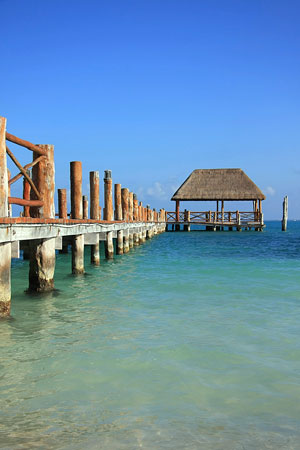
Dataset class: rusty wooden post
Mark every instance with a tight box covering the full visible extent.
[128,192,133,221]
[58,188,67,219]
[0,117,11,317]
[70,161,82,219]
[29,144,56,291]
[7,169,12,217]
[114,183,122,221]
[133,194,138,221]
[82,195,88,220]
[121,188,129,222]
[23,171,31,217]
[104,170,114,258]
[90,171,100,265]
[70,161,84,273]
[58,188,68,253]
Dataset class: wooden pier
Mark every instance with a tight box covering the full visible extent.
[0,117,166,317]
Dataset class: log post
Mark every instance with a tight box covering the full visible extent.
[121,188,129,222]
[23,170,31,217]
[282,196,288,231]
[70,161,84,274]
[90,171,100,265]
[129,192,134,222]
[104,170,114,259]
[58,188,68,253]
[114,183,122,221]
[0,117,11,317]
[184,209,188,231]
[82,195,88,220]
[133,194,138,221]
[58,188,67,219]
[129,232,134,248]
[29,144,56,290]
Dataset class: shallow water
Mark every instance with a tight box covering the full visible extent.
[1,221,300,449]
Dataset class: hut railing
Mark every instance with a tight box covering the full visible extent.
[166,211,261,224]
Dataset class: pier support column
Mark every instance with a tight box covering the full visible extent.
[133,231,139,246]
[139,230,144,244]
[70,161,84,273]
[129,232,134,248]
[117,230,124,255]
[90,171,100,265]
[0,242,11,317]
[72,234,84,274]
[282,196,288,231]
[58,189,68,253]
[29,238,56,291]
[105,231,114,259]
[123,230,130,253]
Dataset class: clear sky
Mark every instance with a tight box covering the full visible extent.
[1,0,300,219]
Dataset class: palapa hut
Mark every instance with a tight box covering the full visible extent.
[170,169,266,231]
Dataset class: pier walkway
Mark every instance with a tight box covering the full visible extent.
[0,117,165,317]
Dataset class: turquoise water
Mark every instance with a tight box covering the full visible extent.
[1,221,300,449]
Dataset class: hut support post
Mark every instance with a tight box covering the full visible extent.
[90,171,100,265]
[175,200,180,231]
[29,145,56,291]
[70,161,84,274]
[0,116,11,317]
[282,196,288,231]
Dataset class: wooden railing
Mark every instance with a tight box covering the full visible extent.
[166,211,262,224]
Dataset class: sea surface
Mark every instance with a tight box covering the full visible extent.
[0,221,300,449]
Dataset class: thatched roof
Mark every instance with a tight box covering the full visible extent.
[171,169,266,201]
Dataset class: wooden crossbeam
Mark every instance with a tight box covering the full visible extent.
[6,132,47,156]
[6,146,41,200]
[9,155,45,185]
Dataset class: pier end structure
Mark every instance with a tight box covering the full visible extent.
[169,169,266,231]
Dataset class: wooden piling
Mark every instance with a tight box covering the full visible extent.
[129,232,134,248]
[121,188,129,222]
[129,192,134,222]
[114,183,122,221]
[90,171,100,265]
[282,196,288,231]
[23,170,31,217]
[29,144,56,291]
[58,188,67,219]
[70,161,84,273]
[133,194,138,221]
[104,170,113,221]
[0,117,11,317]
[123,229,130,253]
[82,195,88,220]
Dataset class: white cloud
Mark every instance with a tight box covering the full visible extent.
[265,186,275,196]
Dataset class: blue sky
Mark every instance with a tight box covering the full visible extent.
[1,0,300,218]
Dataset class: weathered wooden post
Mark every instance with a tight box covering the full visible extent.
[23,170,31,217]
[114,183,123,255]
[282,196,288,231]
[0,117,11,317]
[114,183,122,221]
[104,170,114,259]
[29,144,56,290]
[89,171,100,265]
[70,161,84,274]
[82,195,88,220]
[121,187,130,253]
[58,188,67,219]
[129,192,133,221]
